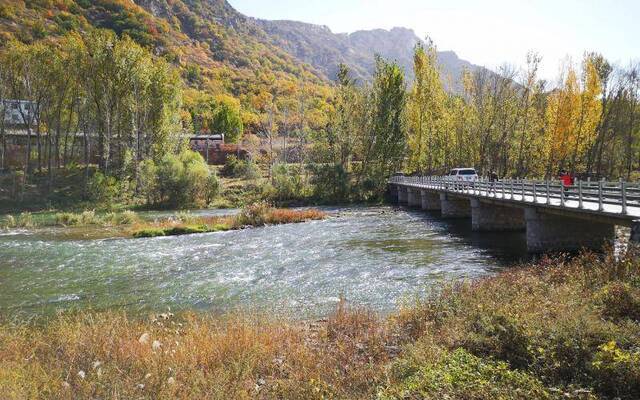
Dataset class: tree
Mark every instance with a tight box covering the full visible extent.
[210,95,243,143]
[358,56,406,195]
[406,40,449,174]
[330,63,363,171]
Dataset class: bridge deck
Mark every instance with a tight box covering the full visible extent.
[391,177,640,225]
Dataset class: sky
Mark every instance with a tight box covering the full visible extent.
[228,0,639,82]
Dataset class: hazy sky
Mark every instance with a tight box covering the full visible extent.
[228,0,638,82]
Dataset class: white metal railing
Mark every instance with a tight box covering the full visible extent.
[389,176,640,216]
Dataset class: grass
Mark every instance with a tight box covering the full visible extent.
[0,249,639,399]
[131,203,327,238]
[1,210,139,229]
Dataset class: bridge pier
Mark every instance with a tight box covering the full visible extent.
[388,185,399,203]
[440,193,471,218]
[397,186,408,204]
[421,190,441,211]
[525,208,615,253]
[471,199,525,232]
[631,220,640,245]
[407,188,421,208]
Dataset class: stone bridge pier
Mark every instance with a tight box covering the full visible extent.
[471,199,525,232]
[631,220,640,244]
[407,188,422,208]
[397,185,408,204]
[421,190,441,211]
[525,208,615,253]
[440,193,471,218]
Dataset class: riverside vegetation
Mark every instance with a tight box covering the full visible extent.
[1,203,326,240]
[0,249,639,399]
[131,202,326,238]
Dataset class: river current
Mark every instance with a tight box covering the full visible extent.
[0,206,529,318]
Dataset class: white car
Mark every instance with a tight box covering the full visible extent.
[446,168,478,182]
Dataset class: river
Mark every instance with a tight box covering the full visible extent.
[0,206,529,318]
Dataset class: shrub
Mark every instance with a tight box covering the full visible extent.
[221,155,241,177]
[87,172,118,204]
[235,201,271,227]
[118,210,138,225]
[270,163,305,201]
[381,348,554,400]
[0,4,15,20]
[16,212,33,228]
[180,150,210,204]
[205,173,220,205]
[309,164,350,203]
[104,211,138,226]
[154,150,216,208]
[590,341,640,398]
[156,152,186,207]
[529,316,613,386]
[265,208,326,224]
[138,159,158,204]
[222,155,259,179]
[244,160,260,180]
[462,313,532,369]
[595,282,640,322]
[54,212,81,226]
[79,210,98,225]
[2,215,16,229]
[176,211,197,225]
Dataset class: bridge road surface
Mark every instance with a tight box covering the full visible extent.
[390,177,640,226]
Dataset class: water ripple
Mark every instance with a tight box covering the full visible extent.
[0,206,529,317]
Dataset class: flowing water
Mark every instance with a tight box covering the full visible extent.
[0,206,530,318]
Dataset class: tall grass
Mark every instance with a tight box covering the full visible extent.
[1,210,140,229]
[1,250,639,399]
[132,203,327,238]
[53,210,139,227]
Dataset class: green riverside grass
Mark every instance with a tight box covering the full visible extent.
[132,224,231,238]
[131,203,326,238]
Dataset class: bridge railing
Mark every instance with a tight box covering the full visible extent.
[389,176,640,215]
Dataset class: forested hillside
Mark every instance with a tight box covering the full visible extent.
[0,0,334,132]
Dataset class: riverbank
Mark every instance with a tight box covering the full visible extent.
[1,250,638,399]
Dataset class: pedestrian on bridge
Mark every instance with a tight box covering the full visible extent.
[489,170,499,195]
[560,170,574,196]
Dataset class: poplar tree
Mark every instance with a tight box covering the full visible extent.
[406,40,448,174]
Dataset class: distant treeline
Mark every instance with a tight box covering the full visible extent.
[401,41,639,180]
[0,30,182,178]
[310,43,639,205]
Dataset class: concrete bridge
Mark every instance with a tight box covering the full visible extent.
[389,176,640,253]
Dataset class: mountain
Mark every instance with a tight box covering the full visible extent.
[0,0,487,111]
[255,20,485,90]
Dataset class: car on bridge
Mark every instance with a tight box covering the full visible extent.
[446,168,478,182]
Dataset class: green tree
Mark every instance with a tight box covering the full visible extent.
[358,56,406,196]
[210,95,244,143]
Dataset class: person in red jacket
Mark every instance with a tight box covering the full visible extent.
[560,170,573,195]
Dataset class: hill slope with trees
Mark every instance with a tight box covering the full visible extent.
[0,0,334,132]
